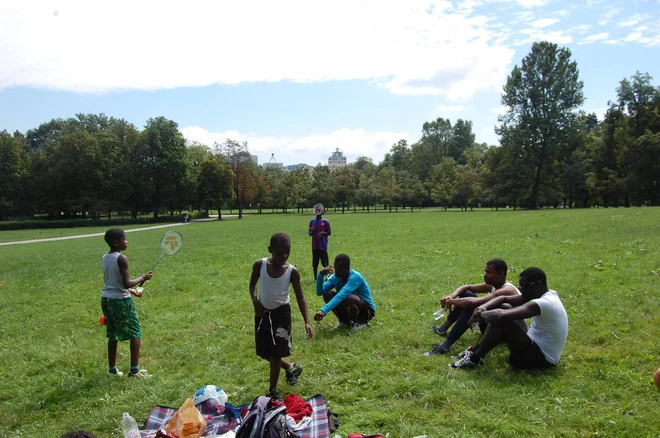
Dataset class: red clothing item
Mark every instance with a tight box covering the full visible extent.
[282,394,313,422]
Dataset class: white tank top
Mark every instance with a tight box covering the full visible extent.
[491,281,521,295]
[101,252,129,299]
[259,258,293,310]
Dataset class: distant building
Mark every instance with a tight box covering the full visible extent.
[328,148,347,168]
[286,163,313,172]
[262,153,284,170]
[250,154,258,165]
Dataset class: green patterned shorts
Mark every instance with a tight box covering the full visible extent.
[101,297,142,341]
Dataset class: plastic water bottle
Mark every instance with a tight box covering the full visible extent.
[433,309,446,320]
[121,412,141,438]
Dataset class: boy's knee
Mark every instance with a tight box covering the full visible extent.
[501,303,513,309]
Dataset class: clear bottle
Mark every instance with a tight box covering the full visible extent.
[433,309,446,320]
[121,412,141,438]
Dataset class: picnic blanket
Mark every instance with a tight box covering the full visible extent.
[140,394,331,438]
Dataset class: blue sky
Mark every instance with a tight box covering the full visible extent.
[0,0,658,166]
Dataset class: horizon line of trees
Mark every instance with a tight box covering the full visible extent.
[1,41,658,222]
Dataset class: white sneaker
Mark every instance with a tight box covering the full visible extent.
[128,369,150,378]
[330,321,349,331]
[352,323,367,331]
[109,370,124,377]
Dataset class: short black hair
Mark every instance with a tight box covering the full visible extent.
[486,258,508,275]
[519,267,547,285]
[104,228,125,247]
[334,253,351,268]
[270,232,291,248]
[60,431,97,438]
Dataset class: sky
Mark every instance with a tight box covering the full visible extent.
[0,0,658,167]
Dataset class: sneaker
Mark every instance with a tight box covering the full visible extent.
[449,355,479,370]
[352,323,367,331]
[451,346,473,361]
[266,388,282,401]
[423,343,449,357]
[330,321,350,331]
[128,369,150,378]
[432,325,448,337]
[285,363,303,385]
[109,370,124,377]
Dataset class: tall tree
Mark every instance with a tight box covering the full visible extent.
[0,131,28,219]
[450,119,476,162]
[143,117,188,217]
[196,154,233,219]
[427,157,457,210]
[499,41,584,209]
[220,139,254,218]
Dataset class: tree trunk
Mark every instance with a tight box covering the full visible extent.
[530,162,543,210]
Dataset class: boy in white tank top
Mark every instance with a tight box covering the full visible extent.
[249,232,313,401]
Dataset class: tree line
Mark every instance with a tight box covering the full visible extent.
[0,41,658,221]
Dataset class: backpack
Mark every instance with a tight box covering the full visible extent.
[235,396,297,438]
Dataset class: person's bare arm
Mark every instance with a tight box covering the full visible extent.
[291,268,313,339]
[118,254,152,290]
[441,283,491,308]
[449,283,518,308]
[481,301,541,324]
[249,260,265,317]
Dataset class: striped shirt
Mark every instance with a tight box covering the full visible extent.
[309,217,331,250]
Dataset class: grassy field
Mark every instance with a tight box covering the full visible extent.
[1,208,659,437]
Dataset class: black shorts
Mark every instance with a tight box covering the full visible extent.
[255,304,292,359]
[509,340,554,370]
[312,250,329,268]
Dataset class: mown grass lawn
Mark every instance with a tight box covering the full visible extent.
[1,208,659,437]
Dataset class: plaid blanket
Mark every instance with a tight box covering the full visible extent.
[140,399,240,438]
[294,394,331,438]
[140,394,330,438]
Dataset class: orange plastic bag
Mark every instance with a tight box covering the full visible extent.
[163,398,207,438]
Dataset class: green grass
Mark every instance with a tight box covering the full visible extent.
[1,208,659,437]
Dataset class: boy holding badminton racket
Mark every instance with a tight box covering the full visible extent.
[101,228,153,378]
[249,232,313,400]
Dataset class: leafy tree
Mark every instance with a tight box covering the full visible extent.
[376,167,398,212]
[220,139,253,219]
[427,157,457,210]
[0,131,28,219]
[310,164,333,207]
[332,166,356,213]
[143,117,188,217]
[450,119,476,162]
[380,140,411,173]
[355,175,378,212]
[196,154,232,219]
[499,41,584,209]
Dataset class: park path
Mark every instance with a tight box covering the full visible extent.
[0,215,232,246]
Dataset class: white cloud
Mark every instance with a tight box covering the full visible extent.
[0,0,515,99]
[516,29,573,45]
[530,18,560,28]
[490,106,508,115]
[570,24,593,34]
[618,14,650,27]
[579,32,609,44]
[623,31,644,42]
[436,104,475,114]
[516,0,550,8]
[180,126,410,165]
[598,7,622,25]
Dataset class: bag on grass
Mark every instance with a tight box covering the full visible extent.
[163,397,207,438]
[236,396,297,438]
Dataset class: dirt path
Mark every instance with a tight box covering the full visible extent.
[0,216,230,246]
